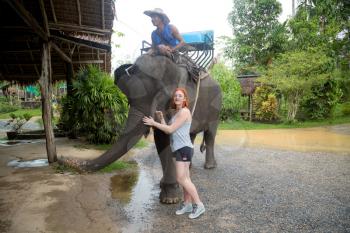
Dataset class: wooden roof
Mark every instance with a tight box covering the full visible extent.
[0,0,115,83]
[237,74,260,95]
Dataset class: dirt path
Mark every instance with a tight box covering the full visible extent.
[0,126,349,233]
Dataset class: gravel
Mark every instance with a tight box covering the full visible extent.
[128,144,350,233]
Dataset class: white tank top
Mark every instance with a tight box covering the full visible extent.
[169,112,193,152]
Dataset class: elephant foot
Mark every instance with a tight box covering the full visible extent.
[159,182,180,204]
[204,159,217,169]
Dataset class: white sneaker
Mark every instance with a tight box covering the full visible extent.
[188,203,205,219]
[175,202,193,215]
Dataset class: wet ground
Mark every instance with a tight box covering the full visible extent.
[215,124,350,153]
[0,124,349,232]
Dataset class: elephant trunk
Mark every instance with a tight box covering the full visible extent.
[62,108,148,172]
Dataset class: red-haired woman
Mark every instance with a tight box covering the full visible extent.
[143,88,205,219]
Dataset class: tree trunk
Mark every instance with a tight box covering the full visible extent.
[287,93,300,122]
[39,42,57,163]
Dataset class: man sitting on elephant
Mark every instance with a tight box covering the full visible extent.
[144,8,185,57]
[144,8,207,81]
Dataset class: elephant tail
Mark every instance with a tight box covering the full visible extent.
[200,136,206,153]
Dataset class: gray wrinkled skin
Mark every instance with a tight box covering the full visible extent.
[79,54,222,203]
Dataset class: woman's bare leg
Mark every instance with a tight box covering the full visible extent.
[175,161,202,204]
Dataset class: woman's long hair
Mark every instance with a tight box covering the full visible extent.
[171,87,189,109]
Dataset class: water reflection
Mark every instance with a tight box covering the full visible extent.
[110,170,139,203]
[110,165,157,232]
[7,159,49,168]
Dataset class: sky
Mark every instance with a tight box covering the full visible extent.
[112,0,294,68]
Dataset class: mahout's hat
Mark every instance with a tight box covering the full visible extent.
[144,8,170,24]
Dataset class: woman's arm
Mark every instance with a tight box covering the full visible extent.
[143,109,190,134]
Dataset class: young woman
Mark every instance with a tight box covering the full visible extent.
[143,88,205,219]
[144,8,185,56]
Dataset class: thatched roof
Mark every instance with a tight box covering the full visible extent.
[0,0,115,83]
[237,74,260,95]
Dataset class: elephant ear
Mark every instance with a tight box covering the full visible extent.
[135,55,168,80]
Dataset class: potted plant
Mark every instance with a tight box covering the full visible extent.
[6,113,32,140]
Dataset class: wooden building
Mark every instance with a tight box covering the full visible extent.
[0,0,115,162]
[237,74,260,121]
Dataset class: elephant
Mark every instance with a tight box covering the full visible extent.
[61,54,222,204]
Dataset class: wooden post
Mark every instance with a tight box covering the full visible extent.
[249,94,253,122]
[39,42,57,163]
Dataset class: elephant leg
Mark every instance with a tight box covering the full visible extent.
[189,133,197,169]
[153,129,180,204]
[190,133,197,144]
[203,123,218,169]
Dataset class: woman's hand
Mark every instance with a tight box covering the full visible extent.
[143,116,155,126]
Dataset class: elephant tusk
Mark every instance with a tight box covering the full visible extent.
[125,65,134,77]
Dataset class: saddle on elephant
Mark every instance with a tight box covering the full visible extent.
[152,49,209,83]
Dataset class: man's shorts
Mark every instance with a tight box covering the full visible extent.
[173,146,193,162]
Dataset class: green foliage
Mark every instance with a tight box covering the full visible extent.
[0,96,19,114]
[225,0,286,66]
[9,113,16,120]
[23,113,33,121]
[6,113,32,132]
[134,138,149,149]
[60,65,128,144]
[253,86,279,121]
[288,0,347,50]
[210,63,243,120]
[299,75,342,120]
[259,49,335,122]
[99,160,137,173]
[0,103,18,114]
[0,108,41,120]
[288,0,350,104]
[338,70,350,101]
[341,102,350,116]
[331,102,350,118]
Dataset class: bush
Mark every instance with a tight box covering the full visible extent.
[299,75,342,120]
[60,65,128,144]
[253,86,279,122]
[341,102,350,116]
[210,63,244,121]
[0,96,19,114]
[6,113,32,132]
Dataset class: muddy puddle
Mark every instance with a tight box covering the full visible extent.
[110,163,157,232]
[215,124,350,153]
[7,158,49,168]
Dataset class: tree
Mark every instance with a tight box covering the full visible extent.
[60,65,128,144]
[209,63,244,120]
[225,0,287,68]
[288,1,344,51]
[259,49,335,122]
[288,0,350,100]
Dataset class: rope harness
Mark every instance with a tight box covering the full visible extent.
[169,51,209,115]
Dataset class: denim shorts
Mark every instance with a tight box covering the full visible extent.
[173,147,193,162]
